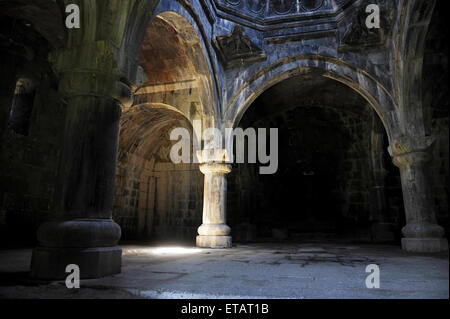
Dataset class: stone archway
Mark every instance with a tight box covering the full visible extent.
[194,59,407,250]
[226,72,404,244]
[223,57,398,141]
[219,59,447,252]
[114,104,203,243]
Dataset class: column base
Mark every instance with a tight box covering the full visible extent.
[402,238,449,253]
[31,246,122,280]
[196,235,232,248]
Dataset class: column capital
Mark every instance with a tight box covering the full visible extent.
[49,41,120,75]
[388,135,435,156]
[389,135,435,168]
[200,163,232,175]
[392,151,432,169]
[48,41,133,107]
[197,149,231,165]
[56,71,132,106]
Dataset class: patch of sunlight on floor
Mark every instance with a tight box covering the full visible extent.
[123,246,203,256]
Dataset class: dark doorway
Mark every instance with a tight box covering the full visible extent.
[228,74,404,244]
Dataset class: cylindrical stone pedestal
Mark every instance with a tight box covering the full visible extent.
[393,151,448,253]
[196,163,232,248]
[31,219,122,280]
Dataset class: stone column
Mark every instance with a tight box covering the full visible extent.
[31,42,133,279]
[196,150,232,248]
[391,145,448,252]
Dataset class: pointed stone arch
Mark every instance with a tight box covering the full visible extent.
[222,55,400,150]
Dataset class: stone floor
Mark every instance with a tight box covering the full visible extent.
[0,243,448,299]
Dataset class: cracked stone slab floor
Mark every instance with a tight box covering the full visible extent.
[0,243,448,299]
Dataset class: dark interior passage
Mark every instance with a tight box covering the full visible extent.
[228,74,404,243]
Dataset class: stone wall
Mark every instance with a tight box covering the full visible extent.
[151,163,203,243]
[422,1,449,237]
[0,63,65,247]
[114,161,203,243]
[113,153,155,240]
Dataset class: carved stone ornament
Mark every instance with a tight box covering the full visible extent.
[213,25,267,69]
[339,4,394,52]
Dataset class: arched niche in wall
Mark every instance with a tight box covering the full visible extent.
[114,103,203,243]
[8,78,36,136]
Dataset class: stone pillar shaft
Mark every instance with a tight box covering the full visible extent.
[197,163,232,248]
[57,95,120,219]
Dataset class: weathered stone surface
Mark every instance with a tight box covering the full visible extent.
[196,162,233,248]
[339,1,394,51]
[213,26,267,68]
[0,0,448,286]
[31,246,122,280]
[402,238,449,254]
[5,243,447,299]
[36,219,121,248]
[196,235,232,249]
